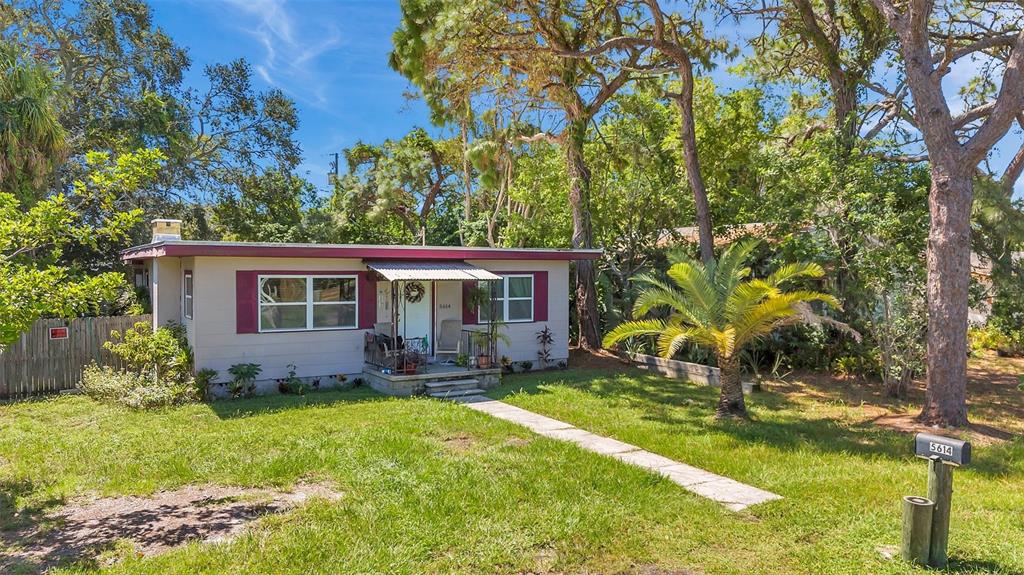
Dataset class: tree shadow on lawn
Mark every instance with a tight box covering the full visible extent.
[206,386,390,420]
[0,479,62,533]
[492,369,1016,477]
[947,556,1024,575]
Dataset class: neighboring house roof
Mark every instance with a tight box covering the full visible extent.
[971,251,1024,279]
[121,240,602,262]
[656,223,800,248]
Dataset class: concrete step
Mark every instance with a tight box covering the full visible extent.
[428,388,486,399]
[424,378,480,391]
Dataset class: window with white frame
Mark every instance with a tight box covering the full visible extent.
[479,275,533,323]
[259,275,357,331]
[183,271,194,319]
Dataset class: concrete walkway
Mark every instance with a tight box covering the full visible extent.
[454,395,782,511]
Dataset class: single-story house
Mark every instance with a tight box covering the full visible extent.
[123,220,600,397]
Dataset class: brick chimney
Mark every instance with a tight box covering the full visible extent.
[151,219,183,242]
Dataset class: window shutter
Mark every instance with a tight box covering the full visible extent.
[462,281,478,324]
[236,271,259,334]
[358,272,376,329]
[533,271,548,322]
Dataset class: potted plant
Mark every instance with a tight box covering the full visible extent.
[469,330,492,368]
[402,349,422,374]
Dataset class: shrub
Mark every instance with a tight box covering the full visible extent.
[970,325,1023,357]
[104,321,193,385]
[83,321,201,409]
[80,364,199,409]
[518,360,533,372]
[194,368,219,400]
[227,363,262,398]
[277,363,309,395]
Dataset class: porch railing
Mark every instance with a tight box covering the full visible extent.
[363,329,497,374]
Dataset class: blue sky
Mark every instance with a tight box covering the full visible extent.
[151,0,434,192]
[150,0,1021,200]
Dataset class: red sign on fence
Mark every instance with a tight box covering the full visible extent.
[48,326,69,340]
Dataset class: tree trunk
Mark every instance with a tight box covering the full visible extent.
[565,118,601,349]
[460,117,473,245]
[670,58,714,264]
[920,162,972,427]
[715,355,747,419]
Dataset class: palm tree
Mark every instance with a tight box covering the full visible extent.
[0,41,67,201]
[604,240,838,419]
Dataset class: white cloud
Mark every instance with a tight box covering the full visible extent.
[220,0,342,107]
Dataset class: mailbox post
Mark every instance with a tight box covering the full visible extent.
[911,433,971,568]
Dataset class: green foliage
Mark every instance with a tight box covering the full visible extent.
[605,240,838,417]
[103,321,193,386]
[227,363,262,398]
[0,148,162,346]
[970,325,1024,357]
[211,170,327,243]
[536,326,554,368]
[605,240,838,361]
[0,40,67,200]
[333,128,460,245]
[278,363,310,396]
[194,368,219,400]
[79,363,200,410]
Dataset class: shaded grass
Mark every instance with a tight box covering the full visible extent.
[491,368,1024,575]
[0,369,1020,574]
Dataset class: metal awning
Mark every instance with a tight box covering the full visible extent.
[365,261,502,282]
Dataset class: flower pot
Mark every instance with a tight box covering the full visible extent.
[477,355,491,369]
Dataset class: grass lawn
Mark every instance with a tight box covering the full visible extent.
[1,358,1022,574]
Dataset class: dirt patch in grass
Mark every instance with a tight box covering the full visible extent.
[441,433,477,452]
[568,348,637,373]
[1,482,342,573]
[769,355,1024,441]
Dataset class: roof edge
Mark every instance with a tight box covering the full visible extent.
[121,241,602,262]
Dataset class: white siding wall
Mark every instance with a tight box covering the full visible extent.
[191,256,367,381]
[152,256,181,329]
[177,256,571,382]
[467,259,570,364]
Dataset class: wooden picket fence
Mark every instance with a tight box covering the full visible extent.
[0,315,152,400]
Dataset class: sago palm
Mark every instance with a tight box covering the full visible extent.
[604,240,838,419]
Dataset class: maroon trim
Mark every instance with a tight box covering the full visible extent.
[461,281,478,325]
[357,273,375,329]
[533,271,548,322]
[236,271,258,334]
[122,243,600,262]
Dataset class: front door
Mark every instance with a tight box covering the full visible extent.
[397,280,432,354]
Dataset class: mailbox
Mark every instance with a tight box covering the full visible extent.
[915,433,970,466]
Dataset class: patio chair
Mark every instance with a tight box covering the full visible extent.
[435,319,462,363]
